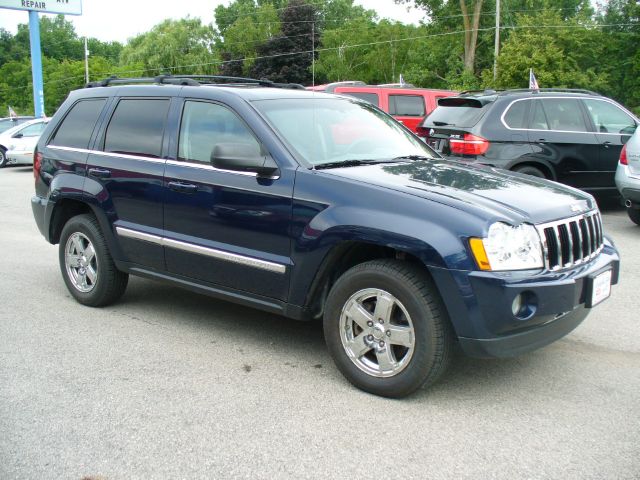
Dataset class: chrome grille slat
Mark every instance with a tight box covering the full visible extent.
[535,211,604,271]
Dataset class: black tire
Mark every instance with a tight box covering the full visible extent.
[323,259,454,398]
[59,214,128,307]
[513,165,547,179]
[627,207,640,226]
[0,148,7,168]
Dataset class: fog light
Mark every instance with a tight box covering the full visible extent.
[512,294,523,316]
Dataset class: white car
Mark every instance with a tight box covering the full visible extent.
[0,118,50,168]
[615,127,640,225]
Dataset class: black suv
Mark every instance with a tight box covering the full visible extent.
[418,89,639,194]
[31,76,620,398]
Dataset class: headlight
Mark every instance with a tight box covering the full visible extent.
[470,222,543,271]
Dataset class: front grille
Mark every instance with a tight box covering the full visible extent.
[536,211,604,270]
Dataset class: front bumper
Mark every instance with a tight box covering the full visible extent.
[429,239,620,358]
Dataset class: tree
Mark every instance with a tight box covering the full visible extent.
[120,18,216,75]
[250,0,320,84]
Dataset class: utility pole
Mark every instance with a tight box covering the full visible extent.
[493,0,500,81]
[84,37,89,84]
[312,22,315,86]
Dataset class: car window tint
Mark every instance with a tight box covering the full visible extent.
[50,99,106,149]
[389,95,425,116]
[340,92,379,107]
[503,100,529,128]
[179,101,260,164]
[540,99,587,132]
[19,122,47,137]
[583,99,636,134]
[530,101,549,130]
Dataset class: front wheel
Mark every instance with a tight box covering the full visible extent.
[323,259,454,398]
[0,148,7,168]
[59,214,128,307]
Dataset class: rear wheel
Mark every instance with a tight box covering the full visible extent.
[59,214,128,306]
[323,259,453,398]
[513,164,547,179]
[627,207,640,226]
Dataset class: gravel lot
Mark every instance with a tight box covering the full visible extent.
[1,165,639,480]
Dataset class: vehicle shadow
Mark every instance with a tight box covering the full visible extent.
[115,276,553,400]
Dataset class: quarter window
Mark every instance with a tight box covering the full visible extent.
[539,99,587,132]
[179,101,261,164]
[583,99,637,134]
[50,99,106,149]
[389,95,426,117]
[104,99,170,158]
[503,100,529,129]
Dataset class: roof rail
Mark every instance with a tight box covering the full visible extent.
[499,88,601,96]
[85,74,305,90]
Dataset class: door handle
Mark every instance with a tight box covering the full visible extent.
[168,181,198,193]
[537,138,547,143]
[603,141,612,148]
[88,168,111,179]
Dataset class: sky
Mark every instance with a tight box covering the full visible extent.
[0,1,422,43]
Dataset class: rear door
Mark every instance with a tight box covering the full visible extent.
[582,98,638,188]
[388,93,426,132]
[162,99,293,300]
[87,96,171,271]
[526,98,599,189]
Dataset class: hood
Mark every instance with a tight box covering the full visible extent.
[320,159,596,225]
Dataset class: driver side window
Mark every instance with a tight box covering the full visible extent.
[583,99,637,135]
[178,101,260,164]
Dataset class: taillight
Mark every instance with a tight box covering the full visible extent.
[416,126,430,138]
[620,144,628,165]
[449,133,490,156]
[34,149,43,182]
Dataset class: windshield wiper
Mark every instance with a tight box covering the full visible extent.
[432,121,452,126]
[314,159,398,170]
[392,155,431,161]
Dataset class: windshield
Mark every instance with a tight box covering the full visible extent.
[253,98,436,167]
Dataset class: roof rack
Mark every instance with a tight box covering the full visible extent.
[459,87,601,97]
[85,74,305,90]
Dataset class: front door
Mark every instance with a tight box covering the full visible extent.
[582,98,638,189]
[163,100,293,300]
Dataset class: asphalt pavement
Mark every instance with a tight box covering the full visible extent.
[1,165,638,479]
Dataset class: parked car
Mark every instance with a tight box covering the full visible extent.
[417,89,639,194]
[3,118,50,167]
[309,82,457,133]
[0,116,35,134]
[615,127,640,225]
[32,75,619,398]
[0,117,49,167]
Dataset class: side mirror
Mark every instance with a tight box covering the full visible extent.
[211,143,279,177]
[12,133,23,139]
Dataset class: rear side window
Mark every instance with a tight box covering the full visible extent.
[104,98,170,158]
[389,95,425,117]
[540,98,587,132]
[503,100,530,129]
[340,92,379,107]
[50,99,106,149]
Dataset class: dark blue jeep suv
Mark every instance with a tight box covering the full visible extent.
[31,75,620,397]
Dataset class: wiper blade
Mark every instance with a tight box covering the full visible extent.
[314,159,396,170]
[392,155,431,161]
[432,121,451,126]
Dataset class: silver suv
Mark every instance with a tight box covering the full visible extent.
[616,127,640,225]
